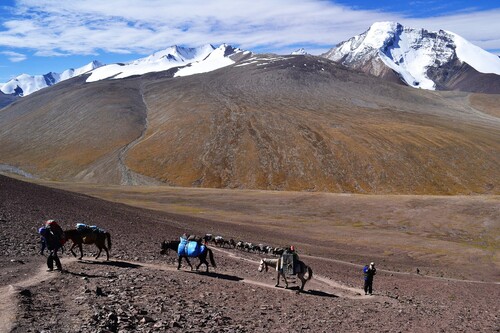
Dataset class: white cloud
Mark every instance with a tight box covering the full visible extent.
[0,0,498,57]
[1,51,27,62]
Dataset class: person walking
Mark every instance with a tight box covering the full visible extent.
[363,262,376,295]
[38,221,64,272]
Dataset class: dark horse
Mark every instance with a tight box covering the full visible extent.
[64,229,112,261]
[161,240,216,272]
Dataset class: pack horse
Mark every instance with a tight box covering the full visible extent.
[64,224,112,260]
[258,257,313,292]
[161,238,216,272]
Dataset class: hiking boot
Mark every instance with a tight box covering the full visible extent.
[47,268,53,272]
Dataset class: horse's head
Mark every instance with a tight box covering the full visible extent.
[160,241,169,255]
[258,259,268,272]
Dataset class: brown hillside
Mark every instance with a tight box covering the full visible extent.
[0,77,146,183]
[0,55,499,194]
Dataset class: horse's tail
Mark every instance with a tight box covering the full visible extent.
[207,248,216,268]
[105,232,112,250]
[306,266,313,280]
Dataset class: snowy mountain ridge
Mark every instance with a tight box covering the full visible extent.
[1,60,104,96]
[2,44,249,96]
[323,22,500,90]
[86,44,249,82]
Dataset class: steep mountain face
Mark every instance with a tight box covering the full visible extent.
[0,60,104,96]
[0,54,498,194]
[323,22,500,93]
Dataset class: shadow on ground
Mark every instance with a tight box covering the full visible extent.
[189,270,244,282]
[76,260,142,269]
[275,285,339,298]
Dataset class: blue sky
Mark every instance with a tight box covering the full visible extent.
[0,0,499,83]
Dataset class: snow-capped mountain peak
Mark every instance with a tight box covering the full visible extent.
[291,48,307,55]
[1,60,104,96]
[323,22,500,91]
[130,44,214,65]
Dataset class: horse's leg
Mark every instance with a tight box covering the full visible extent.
[104,245,109,261]
[69,243,77,258]
[95,245,102,260]
[177,256,182,270]
[196,253,209,272]
[202,255,209,272]
[282,273,289,289]
[78,243,84,260]
[298,273,306,292]
[275,272,280,287]
[195,257,202,271]
[185,257,193,270]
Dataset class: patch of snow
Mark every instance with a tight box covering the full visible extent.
[85,64,126,82]
[174,44,237,77]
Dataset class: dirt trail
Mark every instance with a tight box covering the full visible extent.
[117,88,160,186]
[1,250,376,332]
[211,247,375,299]
[0,262,64,333]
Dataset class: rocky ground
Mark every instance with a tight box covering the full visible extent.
[0,175,498,332]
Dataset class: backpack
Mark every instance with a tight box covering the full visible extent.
[46,220,66,246]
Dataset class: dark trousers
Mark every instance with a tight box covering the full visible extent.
[47,250,62,271]
[364,279,373,294]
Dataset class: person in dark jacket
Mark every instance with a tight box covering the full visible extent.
[363,262,376,295]
[39,225,63,272]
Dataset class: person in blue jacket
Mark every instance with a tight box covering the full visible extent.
[363,262,377,295]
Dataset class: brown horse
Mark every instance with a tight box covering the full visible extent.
[64,229,112,260]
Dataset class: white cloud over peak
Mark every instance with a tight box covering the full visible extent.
[1,51,27,62]
[0,0,498,57]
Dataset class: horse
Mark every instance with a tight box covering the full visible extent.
[161,240,216,272]
[258,257,313,292]
[64,229,112,261]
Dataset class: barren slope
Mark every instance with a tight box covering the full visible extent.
[129,55,500,194]
[0,76,146,183]
[0,55,499,194]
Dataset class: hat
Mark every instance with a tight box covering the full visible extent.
[370,262,375,266]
